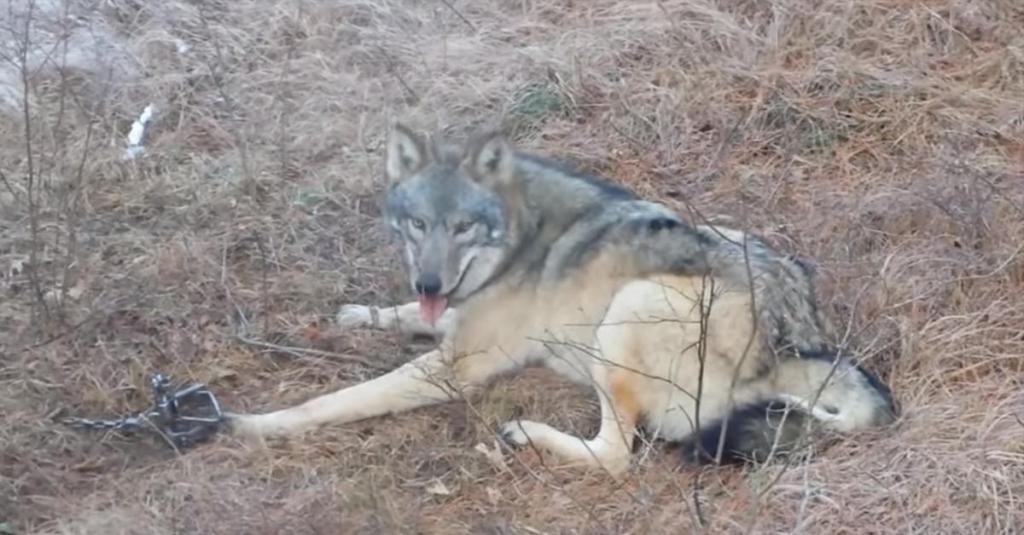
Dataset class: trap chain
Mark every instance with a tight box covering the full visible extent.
[61,372,225,450]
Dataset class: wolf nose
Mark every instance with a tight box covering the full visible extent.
[415,273,443,296]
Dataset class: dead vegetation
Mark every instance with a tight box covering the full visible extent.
[1,0,1022,533]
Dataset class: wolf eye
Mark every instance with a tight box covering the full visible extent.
[452,221,474,235]
[410,218,426,232]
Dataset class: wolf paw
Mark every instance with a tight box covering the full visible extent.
[226,411,309,440]
[224,412,271,439]
[499,420,533,449]
[335,304,375,329]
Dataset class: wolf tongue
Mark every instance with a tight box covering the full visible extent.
[418,295,449,326]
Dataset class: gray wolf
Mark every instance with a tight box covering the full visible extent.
[228,122,897,475]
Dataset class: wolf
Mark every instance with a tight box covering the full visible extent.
[227,122,897,475]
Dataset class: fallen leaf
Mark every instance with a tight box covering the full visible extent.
[6,256,26,278]
[474,440,509,472]
[486,486,502,506]
[425,479,451,496]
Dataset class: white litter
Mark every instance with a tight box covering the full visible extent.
[122,103,156,160]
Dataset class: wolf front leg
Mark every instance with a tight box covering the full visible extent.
[500,371,640,477]
[229,345,506,439]
[336,301,456,339]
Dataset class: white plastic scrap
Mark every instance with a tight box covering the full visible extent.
[122,103,156,160]
[174,38,192,55]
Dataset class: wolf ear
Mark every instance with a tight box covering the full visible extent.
[386,122,427,183]
[465,131,515,187]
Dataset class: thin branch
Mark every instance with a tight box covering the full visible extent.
[234,335,391,373]
[437,0,476,31]
[0,168,19,200]
[17,0,51,321]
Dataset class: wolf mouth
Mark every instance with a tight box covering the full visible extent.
[417,256,475,325]
[418,293,448,326]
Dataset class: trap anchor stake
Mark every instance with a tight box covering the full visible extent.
[62,372,225,450]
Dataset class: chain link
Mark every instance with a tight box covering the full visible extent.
[62,372,225,449]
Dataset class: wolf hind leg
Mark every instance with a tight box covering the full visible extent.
[229,345,508,439]
[500,372,640,477]
[336,301,455,338]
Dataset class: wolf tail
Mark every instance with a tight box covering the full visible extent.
[675,401,818,465]
[676,357,898,465]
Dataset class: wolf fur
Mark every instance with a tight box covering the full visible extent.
[228,122,897,475]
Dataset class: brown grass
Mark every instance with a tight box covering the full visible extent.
[2,0,1023,533]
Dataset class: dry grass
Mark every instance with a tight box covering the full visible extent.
[2,0,1023,533]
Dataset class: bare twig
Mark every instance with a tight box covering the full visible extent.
[235,334,390,373]
[376,45,419,105]
[254,231,271,336]
[437,0,476,31]
[195,2,254,190]
[16,0,51,321]
[0,168,19,200]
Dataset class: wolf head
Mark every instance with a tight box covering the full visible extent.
[382,122,524,325]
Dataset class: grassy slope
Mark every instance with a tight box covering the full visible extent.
[1,0,1022,533]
